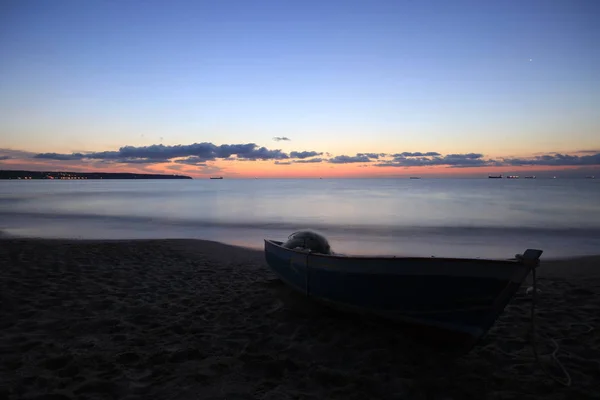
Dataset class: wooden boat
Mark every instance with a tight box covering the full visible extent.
[264,238,543,349]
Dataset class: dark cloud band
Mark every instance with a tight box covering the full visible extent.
[16,144,600,169]
[34,142,298,163]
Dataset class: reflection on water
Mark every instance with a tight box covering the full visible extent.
[1,178,599,258]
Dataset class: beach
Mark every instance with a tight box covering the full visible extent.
[1,238,599,400]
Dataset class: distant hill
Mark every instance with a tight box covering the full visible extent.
[0,170,193,180]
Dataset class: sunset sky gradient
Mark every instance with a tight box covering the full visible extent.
[1,0,598,178]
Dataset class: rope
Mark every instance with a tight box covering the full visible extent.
[530,267,572,387]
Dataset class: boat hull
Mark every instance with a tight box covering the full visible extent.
[264,240,538,349]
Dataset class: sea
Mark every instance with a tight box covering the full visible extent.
[1,178,599,259]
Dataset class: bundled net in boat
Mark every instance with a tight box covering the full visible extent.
[282,230,332,254]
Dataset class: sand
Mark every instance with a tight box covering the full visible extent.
[1,238,599,400]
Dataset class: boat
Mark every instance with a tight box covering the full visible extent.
[209,177,223,180]
[409,177,421,179]
[264,233,543,350]
[488,174,502,179]
[524,176,536,179]
[506,175,519,179]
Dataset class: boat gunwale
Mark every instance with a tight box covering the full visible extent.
[264,239,526,267]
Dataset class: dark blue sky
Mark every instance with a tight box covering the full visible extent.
[1,0,598,159]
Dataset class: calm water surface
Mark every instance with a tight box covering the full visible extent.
[1,178,599,259]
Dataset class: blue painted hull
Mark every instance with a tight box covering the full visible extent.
[264,239,539,348]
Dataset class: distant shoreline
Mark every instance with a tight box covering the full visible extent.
[1,170,598,180]
[0,169,192,180]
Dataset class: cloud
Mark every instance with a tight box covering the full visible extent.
[374,151,600,168]
[34,152,86,161]
[274,157,324,165]
[502,152,600,166]
[174,156,208,166]
[234,146,289,161]
[328,154,373,164]
[33,151,171,164]
[0,148,37,159]
[357,153,386,159]
[290,151,323,159]
[293,158,324,163]
[16,144,600,172]
[442,154,492,168]
[33,142,300,164]
[0,156,11,161]
[273,137,291,141]
[376,152,492,167]
[110,158,173,164]
[392,152,441,157]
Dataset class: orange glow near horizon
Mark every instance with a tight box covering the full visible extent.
[123,160,596,178]
[0,155,596,179]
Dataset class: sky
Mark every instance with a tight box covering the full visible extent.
[0,0,598,178]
